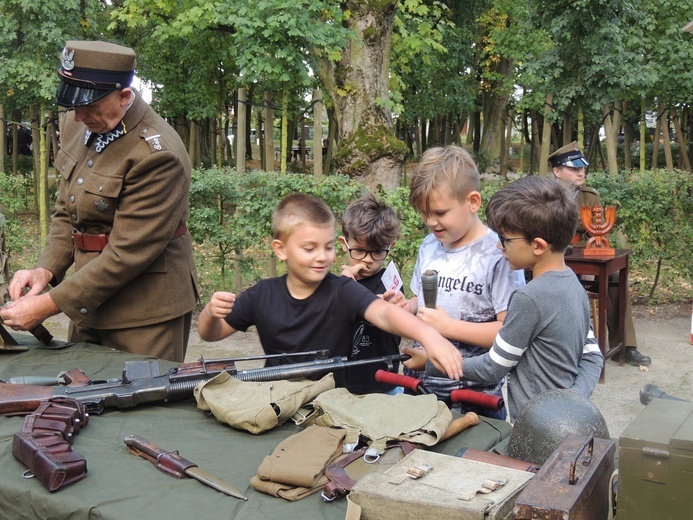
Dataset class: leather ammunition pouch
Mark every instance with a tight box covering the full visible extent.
[12,432,88,492]
[322,442,418,502]
[12,397,89,492]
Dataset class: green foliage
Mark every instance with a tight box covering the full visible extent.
[188,168,435,302]
[376,186,427,288]
[0,171,37,256]
[584,169,693,299]
[0,0,107,109]
[188,169,362,296]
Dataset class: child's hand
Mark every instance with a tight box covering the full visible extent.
[421,336,463,380]
[340,263,367,280]
[416,306,450,331]
[207,291,236,319]
[381,289,410,310]
[401,346,427,370]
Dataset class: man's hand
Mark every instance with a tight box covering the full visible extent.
[207,291,236,320]
[0,293,60,330]
[8,267,53,301]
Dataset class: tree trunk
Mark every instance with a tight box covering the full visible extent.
[659,103,673,171]
[603,104,619,174]
[539,94,552,177]
[480,56,512,169]
[499,109,512,180]
[0,104,5,174]
[672,108,691,173]
[313,1,404,190]
[313,89,323,179]
[236,88,247,174]
[30,106,40,212]
[37,104,49,238]
[651,113,661,169]
[639,99,647,173]
[264,91,275,173]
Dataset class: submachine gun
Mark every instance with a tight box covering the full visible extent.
[0,350,408,416]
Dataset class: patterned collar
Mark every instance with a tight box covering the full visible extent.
[84,121,127,153]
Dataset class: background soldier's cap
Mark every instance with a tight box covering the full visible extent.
[548,141,590,168]
[56,41,136,108]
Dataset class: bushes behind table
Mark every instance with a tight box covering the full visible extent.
[1,167,689,306]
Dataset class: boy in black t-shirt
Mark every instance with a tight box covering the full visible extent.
[339,193,408,394]
[198,193,462,386]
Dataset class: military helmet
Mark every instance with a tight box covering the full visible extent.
[507,389,609,466]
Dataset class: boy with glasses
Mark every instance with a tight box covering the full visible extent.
[462,176,603,422]
[339,193,406,394]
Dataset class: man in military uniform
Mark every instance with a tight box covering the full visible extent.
[0,41,198,362]
[550,141,651,367]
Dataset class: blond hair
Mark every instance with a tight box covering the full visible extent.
[272,193,335,240]
[409,145,480,214]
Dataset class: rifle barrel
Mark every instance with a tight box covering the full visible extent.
[0,354,409,415]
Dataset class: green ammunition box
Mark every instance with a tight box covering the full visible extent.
[618,398,693,519]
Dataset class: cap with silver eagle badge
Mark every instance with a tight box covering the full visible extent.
[548,141,590,168]
[56,41,136,108]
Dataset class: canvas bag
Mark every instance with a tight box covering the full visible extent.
[346,449,536,520]
[295,388,452,455]
[194,371,335,434]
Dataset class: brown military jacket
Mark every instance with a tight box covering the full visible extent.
[575,185,601,238]
[37,91,198,329]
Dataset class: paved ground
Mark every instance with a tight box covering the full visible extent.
[42,303,692,438]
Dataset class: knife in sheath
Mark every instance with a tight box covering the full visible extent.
[124,434,248,500]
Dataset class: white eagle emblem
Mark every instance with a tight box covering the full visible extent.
[61,48,75,71]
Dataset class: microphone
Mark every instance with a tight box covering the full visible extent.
[421,269,438,309]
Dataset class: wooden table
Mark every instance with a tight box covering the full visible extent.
[565,247,631,381]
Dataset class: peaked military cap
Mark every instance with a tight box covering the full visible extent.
[548,141,590,168]
[56,41,136,108]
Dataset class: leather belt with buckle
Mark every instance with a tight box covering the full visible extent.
[73,223,187,252]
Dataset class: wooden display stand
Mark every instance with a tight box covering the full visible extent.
[580,204,616,256]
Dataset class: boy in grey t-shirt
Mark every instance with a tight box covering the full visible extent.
[462,176,603,422]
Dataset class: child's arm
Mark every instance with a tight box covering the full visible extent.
[364,299,462,380]
[197,291,239,342]
[381,289,410,310]
[570,328,603,397]
[416,307,506,348]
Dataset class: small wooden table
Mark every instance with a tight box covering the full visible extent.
[565,247,632,382]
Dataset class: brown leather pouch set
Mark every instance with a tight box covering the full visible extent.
[322,442,418,502]
[12,397,89,492]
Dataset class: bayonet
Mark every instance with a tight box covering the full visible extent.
[124,434,247,500]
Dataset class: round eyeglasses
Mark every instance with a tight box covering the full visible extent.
[343,238,390,261]
[497,235,525,248]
